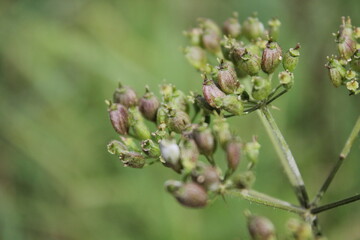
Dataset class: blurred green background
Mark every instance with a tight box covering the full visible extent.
[0,0,359,239]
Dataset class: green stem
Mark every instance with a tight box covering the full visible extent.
[228,189,307,214]
[312,115,360,206]
[311,194,360,214]
[258,106,310,208]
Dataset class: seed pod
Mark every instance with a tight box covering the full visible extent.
[183,27,203,46]
[202,75,226,108]
[325,57,346,87]
[223,13,241,38]
[192,123,216,156]
[247,215,276,240]
[180,138,199,173]
[201,29,222,55]
[213,115,232,149]
[261,41,282,74]
[226,138,241,172]
[159,139,182,173]
[230,44,246,64]
[170,182,208,208]
[245,138,261,168]
[287,219,313,240]
[128,107,151,140]
[251,77,271,100]
[107,140,127,155]
[268,18,281,41]
[167,109,191,134]
[184,46,207,71]
[215,95,244,115]
[337,36,356,60]
[282,44,300,72]
[192,164,221,191]
[242,15,265,41]
[217,61,241,94]
[278,71,294,89]
[156,104,169,125]
[113,84,138,108]
[107,102,129,135]
[141,139,161,158]
[139,87,160,122]
[197,18,221,36]
[120,151,145,168]
[354,27,360,39]
[351,49,360,72]
[239,50,261,76]
[169,88,189,113]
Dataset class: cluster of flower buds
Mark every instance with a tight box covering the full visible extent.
[183,13,300,117]
[326,17,359,95]
[107,80,263,208]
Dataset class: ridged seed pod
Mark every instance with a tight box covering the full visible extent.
[215,95,244,115]
[128,107,151,140]
[242,15,265,41]
[217,61,240,94]
[113,84,138,108]
[107,140,127,155]
[226,138,242,172]
[325,57,346,87]
[239,50,261,76]
[170,182,208,208]
[202,76,226,108]
[167,109,191,134]
[180,138,199,172]
[141,139,161,158]
[337,36,356,60]
[247,215,276,240]
[192,123,216,156]
[108,102,129,135]
[213,115,232,149]
[139,87,160,122]
[282,44,300,72]
[201,29,221,55]
[251,77,271,100]
[261,41,282,74]
[223,13,241,38]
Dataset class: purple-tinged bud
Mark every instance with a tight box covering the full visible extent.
[261,41,282,74]
[223,12,241,38]
[107,101,129,135]
[180,138,199,173]
[139,86,160,122]
[113,83,138,108]
[282,44,300,72]
[230,44,246,63]
[239,50,261,76]
[247,215,276,240]
[226,138,242,172]
[278,71,294,89]
[251,77,271,100]
[192,165,221,191]
[268,18,281,41]
[183,27,203,46]
[192,123,216,156]
[201,29,222,56]
[325,57,346,87]
[215,95,244,115]
[107,140,127,155]
[159,139,182,173]
[351,49,360,72]
[167,109,191,134]
[233,171,256,189]
[337,35,356,60]
[168,182,208,208]
[213,115,232,149]
[346,80,359,93]
[184,46,208,71]
[202,75,226,108]
[141,139,161,158]
[242,14,265,41]
[128,107,151,140]
[217,61,241,94]
[120,151,145,168]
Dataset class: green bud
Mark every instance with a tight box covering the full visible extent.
[223,12,241,38]
[247,215,276,240]
[183,27,203,46]
[113,83,138,108]
[141,139,161,158]
[278,70,294,89]
[215,95,244,115]
[139,86,160,122]
[128,107,151,140]
[192,165,221,191]
[107,140,127,155]
[159,139,182,173]
[202,75,226,108]
[156,104,169,125]
[217,60,241,94]
[152,123,169,142]
[251,77,271,100]
[167,182,208,208]
[180,138,199,173]
[282,43,300,72]
[170,88,190,113]
[245,138,261,167]
[325,57,346,87]
[242,14,265,41]
[120,151,145,169]
[213,115,232,149]
[192,123,216,156]
[233,171,256,189]
[268,18,281,41]
[239,50,261,76]
[107,102,129,135]
[226,138,242,172]
[220,36,237,60]
[120,136,141,152]
[167,109,191,134]
[261,41,282,74]
[184,46,208,71]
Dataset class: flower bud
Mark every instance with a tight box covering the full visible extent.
[128,107,151,140]
[247,215,276,240]
[201,29,222,56]
[113,83,138,108]
[184,46,208,71]
[213,115,232,149]
[239,50,261,76]
[268,18,281,41]
[107,101,129,135]
[337,35,357,60]
[261,41,282,74]
[339,16,354,40]
[346,80,359,93]
[251,77,271,100]
[226,138,242,172]
[141,139,161,158]
[351,49,360,72]
[223,13,241,38]
[107,140,127,155]
[202,75,226,108]
[139,87,160,122]
[167,109,191,133]
[170,88,189,113]
[282,44,300,72]
[120,151,145,168]
[215,95,244,115]
[325,57,346,87]
[180,138,199,173]
[159,139,182,173]
[198,18,221,36]
[168,182,208,208]
[278,70,294,89]
[233,171,256,189]
[242,15,265,41]
[217,61,241,94]
[245,138,261,167]
[183,27,203,46]
[192,165,221,191]
[192,123,216,156]
[120,136,141,152]
[220,36,236,60]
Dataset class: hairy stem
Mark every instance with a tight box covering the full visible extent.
[311,194,360,214]
[258,106,310,208]
[312,115,360,206]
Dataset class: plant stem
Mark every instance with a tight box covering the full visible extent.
[312,115,360,206]
[228,189,307,214]
[258,106,310,208]
[311,194,360,214]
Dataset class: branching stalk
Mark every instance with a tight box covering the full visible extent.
[311,194,360,214]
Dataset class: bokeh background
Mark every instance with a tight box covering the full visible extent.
[0,0,359,239]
